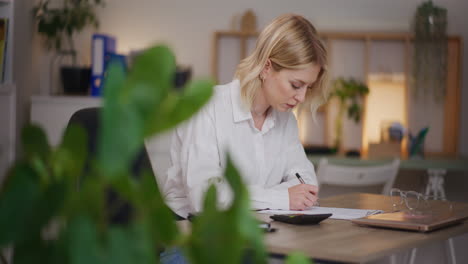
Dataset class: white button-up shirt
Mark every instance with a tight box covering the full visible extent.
[163,79,317,218]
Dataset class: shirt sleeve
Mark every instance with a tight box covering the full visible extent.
[245,113,318,210]
[275,113,318,189]
[248,185,291,210]
[178,102,232,213]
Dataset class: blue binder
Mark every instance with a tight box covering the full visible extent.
[90,34,116,96]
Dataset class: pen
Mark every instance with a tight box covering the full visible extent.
[296,172,320,206]
[295,173,306,184]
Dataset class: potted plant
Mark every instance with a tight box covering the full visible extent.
[0,45,311,264]
[33,0,105,95]
[412,0,447,100]
[330,77,369,154]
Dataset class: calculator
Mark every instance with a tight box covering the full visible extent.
[270,213,332,225]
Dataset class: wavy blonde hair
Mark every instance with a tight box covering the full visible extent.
[235,14,330,118]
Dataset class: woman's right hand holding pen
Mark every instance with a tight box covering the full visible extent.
[288,184,319,210]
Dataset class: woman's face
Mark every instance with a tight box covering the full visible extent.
[261,61,321,112]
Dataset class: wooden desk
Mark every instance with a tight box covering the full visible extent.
[260,193,468,263]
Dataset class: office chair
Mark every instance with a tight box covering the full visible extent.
[316,158,400,198]
[67,107,154,224]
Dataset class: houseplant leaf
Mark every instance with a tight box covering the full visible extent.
[187,185,244,264]
[0,163,66,247]
[134,172,180,246]
[105,224,156,264]
[98,57,143,177]
[65,215,102,264]
[223,156,267,264]
[186,156,267,264]
[0,163,41,246]
[22,124,51,162]
[98,45,214,178]
[53,124,88,181]
[13,235,55,264]
[285,252,312,264]
[98,45,174,177]
[148,79,214,135]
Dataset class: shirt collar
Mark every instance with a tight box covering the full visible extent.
[231,79,252,123]
[230,79,277,132]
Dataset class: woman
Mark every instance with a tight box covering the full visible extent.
[163,14,330,219]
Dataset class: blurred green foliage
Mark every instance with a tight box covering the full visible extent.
[331,78,369,150]
[33,0,105,64]
[0,45,312,264]
[412,1,447,101]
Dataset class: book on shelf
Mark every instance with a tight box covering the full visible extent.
[90,34,117,96]
[0,18,9,83]
[91,34,127,96]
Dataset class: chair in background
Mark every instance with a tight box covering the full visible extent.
[67,107,154,224]
[316,158,400,198]
[67,107,152,177]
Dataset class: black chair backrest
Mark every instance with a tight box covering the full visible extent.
[67,107,153,178]
[67,107,153,224]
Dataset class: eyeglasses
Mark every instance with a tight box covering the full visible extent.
[390,188,453,215]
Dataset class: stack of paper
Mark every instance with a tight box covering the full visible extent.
[257,207,383,220]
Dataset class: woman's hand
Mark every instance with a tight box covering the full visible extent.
[288,184,319,210]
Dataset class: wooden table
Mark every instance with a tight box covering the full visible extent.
[260,193,468,263]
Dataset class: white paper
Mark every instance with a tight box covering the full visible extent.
[257,207,383,220]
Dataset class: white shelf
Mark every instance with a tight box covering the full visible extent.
[32,95,102,105]
[31,96,102,146]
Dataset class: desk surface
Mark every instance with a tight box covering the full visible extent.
[261,193,468,263]
[308,155,468,171]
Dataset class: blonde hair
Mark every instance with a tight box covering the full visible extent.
[235,14,330,118]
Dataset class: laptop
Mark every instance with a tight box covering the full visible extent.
[352,211,468,232]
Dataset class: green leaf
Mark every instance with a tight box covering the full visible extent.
[98,59,144,177]
[98,45,213,177]
[21,124,51,162]
[0,163,41,246]
[64,215,156,264]
[186,156,267,264]
[13,235,54,264]
[53,124,88,181]
[0,163,66,247]
[126,45,175,109]
[188,185,245,264]
[285,252,313,264]
[65,216,102,264]
[224,156,267,264]
[148,79,214,135]
[63,172,106,228]
[106,223,156,264]
[331,77,368,126]
[136,172,180,245]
